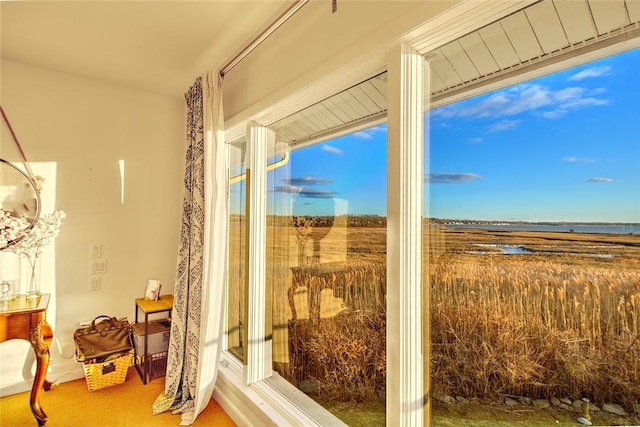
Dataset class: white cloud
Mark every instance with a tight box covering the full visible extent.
[433,84,550,119]
[541,110,565,119]
[587,177,613,183]
[273,185,337,198]
[352,131,374,140]
[352,125,386,140]
[432,83,608,121]
[468,137,483,144]
[589,87,608,96]
[485,119,521,133]
[283,176,332,186]
[554,87,609,108]
[563,156,595,164]
[321,144,344,155]
[567,66,612,81]
[273,185,303,194]
[426,173,483,184]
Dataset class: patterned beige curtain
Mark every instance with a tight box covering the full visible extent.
[153,71,227,425]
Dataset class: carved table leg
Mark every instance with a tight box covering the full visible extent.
[30,314,53,426]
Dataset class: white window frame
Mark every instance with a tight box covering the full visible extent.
[217,46,426,425]
[217,3,529,425]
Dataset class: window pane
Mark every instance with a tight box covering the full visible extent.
[267,127,387,425]
[227,140,246,361]
[427,49,640,425]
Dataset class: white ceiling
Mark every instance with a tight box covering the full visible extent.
[1,1,290,98]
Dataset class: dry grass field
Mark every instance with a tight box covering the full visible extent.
[427,226,640,411]
[228,219,640,423]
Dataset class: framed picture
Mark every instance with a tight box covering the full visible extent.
[145,279,161,301]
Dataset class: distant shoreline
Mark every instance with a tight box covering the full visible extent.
[430,218,640,227]
[232,214,640,232]
[438,222,639,235]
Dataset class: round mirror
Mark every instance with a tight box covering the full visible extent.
[0,158,41,250]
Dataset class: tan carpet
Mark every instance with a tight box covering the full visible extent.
[0,368,237,426]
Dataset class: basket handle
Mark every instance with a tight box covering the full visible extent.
[90,315,116,331]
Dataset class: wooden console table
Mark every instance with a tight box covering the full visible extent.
[0,294,53,426]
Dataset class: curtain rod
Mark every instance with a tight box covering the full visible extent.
[219,0,309,78]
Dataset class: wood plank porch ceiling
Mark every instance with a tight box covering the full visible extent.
[268,0,640,148]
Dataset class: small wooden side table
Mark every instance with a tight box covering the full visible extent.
[133,295,173,384]
[0,294,53,426]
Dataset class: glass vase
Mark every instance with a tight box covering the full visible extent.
[26,255,41,298]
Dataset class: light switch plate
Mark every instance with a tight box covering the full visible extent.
[90,277,101,291]
[90,244,102,258]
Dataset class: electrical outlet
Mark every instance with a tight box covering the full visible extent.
[90,277,101,291]
[91,260,108,274]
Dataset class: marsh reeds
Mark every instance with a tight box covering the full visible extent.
[289,308,386,402]
[429,251,640,408]
[230,221,640,410]
[285,261,387,401]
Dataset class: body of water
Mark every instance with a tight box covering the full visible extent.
[443,223,639,235]
[470,243,615,257]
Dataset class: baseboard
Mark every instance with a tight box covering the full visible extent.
[50,365,86,387]
[0,365,85,397]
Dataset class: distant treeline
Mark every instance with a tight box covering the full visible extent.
[229,214,639,228]
[230,214,387,227]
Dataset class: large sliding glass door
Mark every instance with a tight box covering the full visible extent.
[224,50,428,427]
[425,48,640,426]
[266,129,387,426]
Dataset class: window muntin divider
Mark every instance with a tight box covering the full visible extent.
[245,122,273,384]
[386,43,426,426]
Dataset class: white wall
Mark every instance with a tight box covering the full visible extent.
[0,60,184,393]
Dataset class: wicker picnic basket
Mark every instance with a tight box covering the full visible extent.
[82,353,130,392]
[74,315,134,391]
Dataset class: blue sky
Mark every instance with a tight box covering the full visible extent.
[264,48,639,222]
